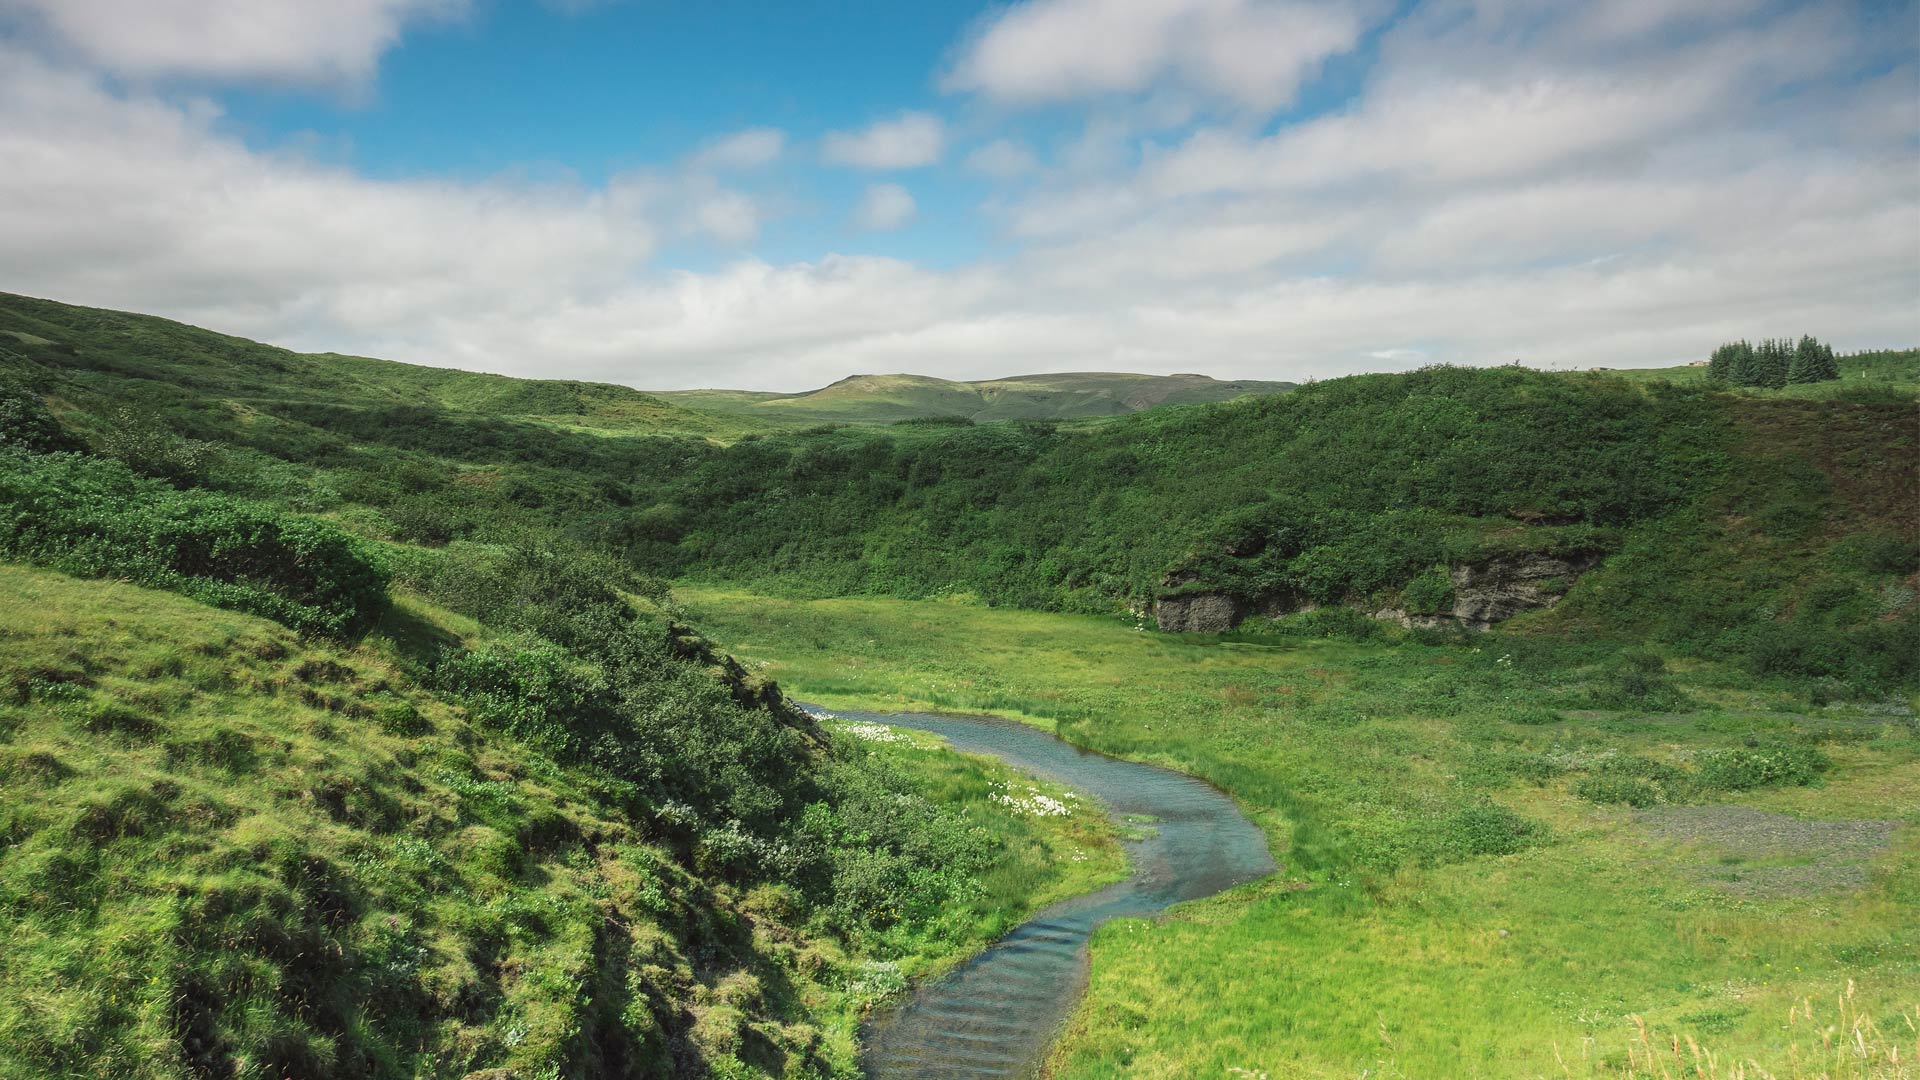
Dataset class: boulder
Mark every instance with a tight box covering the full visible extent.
[1154,592,1245,633]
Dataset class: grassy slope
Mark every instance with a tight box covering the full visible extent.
[680,586,1920,1078]
[655,372,1296,424]
[0,563,1123,1079]
[0,291,747,440]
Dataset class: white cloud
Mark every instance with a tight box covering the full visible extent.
[686,187,763,247]
[0,0,1912,394]
[853,183,917,231]
[944,0,1373,111]
[0,0,464,86]
[965,138,1039,178]
[688,127,785,171]
[822,111,945,169]
[0,45,654,343]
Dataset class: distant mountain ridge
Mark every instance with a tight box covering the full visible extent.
[653,371,1296,424]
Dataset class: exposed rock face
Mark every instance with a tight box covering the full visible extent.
[1157,552,1603,634]
[1154,592,1245,633]
[1447,551,1601,629]
[1376,551,1603,631]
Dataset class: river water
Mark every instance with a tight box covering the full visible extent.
[832,708,1276,1080]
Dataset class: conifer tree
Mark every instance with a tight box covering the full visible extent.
[1713,340,1756,385]
[1788,335,1840,384]
[1752,338,1790,388]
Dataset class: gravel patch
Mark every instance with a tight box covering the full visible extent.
[1636,805,1901,898]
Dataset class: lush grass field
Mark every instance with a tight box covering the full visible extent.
[680,586,1920,1077]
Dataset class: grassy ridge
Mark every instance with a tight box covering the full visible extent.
[0,294,1136,1078]
[0,291,744,439]
[655,371,1296,424]
[680,586,1920,1077]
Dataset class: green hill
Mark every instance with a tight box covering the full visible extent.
[0,291,744,439]
[1,291,1915,1079]
[656,370,1296,424]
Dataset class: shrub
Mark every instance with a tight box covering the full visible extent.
[1695,741,1831,791]
[0,450,389,636]
[1244,606,1384,642]
[1419,802,1543,864]
[93,407,216,485]
[1400,565,1456,616]
[1592,651,1688,710]
[1573,774,1662,808]
[1574,753,1693,805]
[1831,532,1920,576]
[0,379,81,453]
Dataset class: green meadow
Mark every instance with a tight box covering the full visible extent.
[681,586,1920,1077]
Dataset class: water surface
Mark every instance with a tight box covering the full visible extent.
[836,708,1276,1080]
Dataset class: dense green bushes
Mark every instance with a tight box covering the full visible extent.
[1572,741,1832,807]
[0,450,388,636]
[0,378,82,453]
[399,541,997,929]
[637,366,1722,614]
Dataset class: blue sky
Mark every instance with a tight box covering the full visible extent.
[0,0,1914,390]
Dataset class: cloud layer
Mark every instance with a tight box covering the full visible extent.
[0,0,463,86]
[0,0,1913,391]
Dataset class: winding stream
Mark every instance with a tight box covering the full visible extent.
[835,708,1276,1080]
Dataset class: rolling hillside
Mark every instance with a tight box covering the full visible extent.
[655,371,1296,424]
[2,291,1916,1079]
[0,292,743,440]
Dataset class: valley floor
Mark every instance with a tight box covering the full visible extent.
[680,586,1920,1078]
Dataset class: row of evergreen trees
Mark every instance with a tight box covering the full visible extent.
[1706,336,1841,387]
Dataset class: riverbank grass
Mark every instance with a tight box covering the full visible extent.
[680,586,1920,1078]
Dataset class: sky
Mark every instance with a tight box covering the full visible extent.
[0,0,1915,391]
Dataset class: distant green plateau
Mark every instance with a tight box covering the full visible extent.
[654,372,1298,424]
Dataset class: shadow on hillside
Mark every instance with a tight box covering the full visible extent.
[375,602,462,669]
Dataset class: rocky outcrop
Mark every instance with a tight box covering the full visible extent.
[1157,551,1603,634]
[1154,592,1245,633]
[1377,551,1603,631]
[1449,551,1601,627]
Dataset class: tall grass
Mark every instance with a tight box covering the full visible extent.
[1590,982,1914,1079]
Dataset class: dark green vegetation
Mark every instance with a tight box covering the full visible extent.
[654,371,1294,425]
[1,290,1915,1077]
[1707,335,1841,388]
